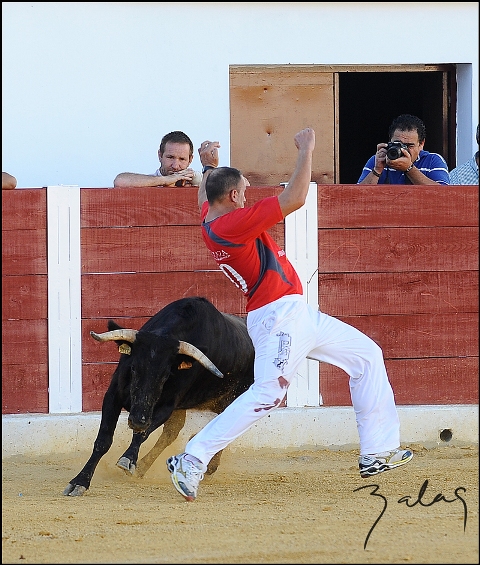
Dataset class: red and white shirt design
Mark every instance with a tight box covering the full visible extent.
[201,196,303,312]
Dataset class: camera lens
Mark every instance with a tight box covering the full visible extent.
[386,142,405,160]
[387,147,402,160]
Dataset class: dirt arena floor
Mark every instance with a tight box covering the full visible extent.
[2,441,478,564]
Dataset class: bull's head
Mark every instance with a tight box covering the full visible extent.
[90,328,223,378]
[90,326,223,433]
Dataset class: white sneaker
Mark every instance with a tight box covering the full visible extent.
[166,453,206,501]
[359,449,413,478]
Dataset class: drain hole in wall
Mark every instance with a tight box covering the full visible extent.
[439,428,453,442]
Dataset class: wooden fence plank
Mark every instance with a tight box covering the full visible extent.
[339,313,478,358]
[2,315,48,413]
[2,319,48,365]
[318,271,478,316]
[318,227,478,272]
[2,229,47,275]
[81,225,283,274]
[317,185,479,228]
[80,186,282,227]
[82,363,120,412]
[320,357,479,406]
[2,275,48,320]
[1,363,48,413]
[1,188,46,231]
[81,272,251,319]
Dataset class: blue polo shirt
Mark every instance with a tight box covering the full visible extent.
[357,150,450,185]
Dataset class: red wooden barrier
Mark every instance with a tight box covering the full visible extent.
[2,185,478,413]
[2,189,49,413]
[79,186,282,410]
[316,185,478,405]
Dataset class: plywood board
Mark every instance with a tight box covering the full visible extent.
[230,68,335,185]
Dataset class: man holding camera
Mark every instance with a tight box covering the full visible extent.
[357,114,449,185]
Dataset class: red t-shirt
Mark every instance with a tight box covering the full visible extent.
[201,196,303,311]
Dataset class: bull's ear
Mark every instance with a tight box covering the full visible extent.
[178,361,193,370]
[108,319,123,331]
[119,343,132,355]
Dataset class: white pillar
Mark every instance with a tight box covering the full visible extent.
[47,185,82,413]
[284,182,321,407]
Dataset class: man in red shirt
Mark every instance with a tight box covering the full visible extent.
[167,128,413,501]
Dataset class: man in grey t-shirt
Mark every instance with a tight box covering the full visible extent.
[114,130,202,187]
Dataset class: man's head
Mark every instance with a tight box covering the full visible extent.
[205,167,247,208]
[388,114,426,162]
[158,131,194,175]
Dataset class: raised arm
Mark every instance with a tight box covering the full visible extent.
[197,140,220,210]
[277,128,316,216]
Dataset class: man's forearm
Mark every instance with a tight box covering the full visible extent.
[404,166,439,185]
[113,173,167,188]
[278,147,313,215]
[358,170,381,185]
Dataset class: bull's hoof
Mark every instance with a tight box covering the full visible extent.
[117,457,136,475]
[63,483,87,497]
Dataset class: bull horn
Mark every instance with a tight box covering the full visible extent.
[90,329,138,343]
[178,341,223,378]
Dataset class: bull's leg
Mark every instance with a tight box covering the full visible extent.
[135,409,187,478]
[116,432,144,475]
[205,450,223,475]
[117,405,177,476]
[63,385,123,496]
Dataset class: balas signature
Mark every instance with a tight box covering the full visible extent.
[354,479,467,549]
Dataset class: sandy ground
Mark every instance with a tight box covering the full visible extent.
[2,440,478,564]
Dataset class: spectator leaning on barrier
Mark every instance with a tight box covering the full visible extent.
[165,128,413,503]
[357,114,449,185]
[449,124,479,185]
[2,172,17,190]
[113,130,202,188]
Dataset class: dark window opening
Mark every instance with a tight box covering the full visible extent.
[338,71,456,184]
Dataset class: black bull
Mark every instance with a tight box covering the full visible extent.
[63,297,255,496]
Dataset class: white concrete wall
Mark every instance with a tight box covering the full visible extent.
[2,2,478,188]
[2,406,478,459]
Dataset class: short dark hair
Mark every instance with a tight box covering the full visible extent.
[205,167,243,204]
[159,131,194,157]
[388,114,426,143]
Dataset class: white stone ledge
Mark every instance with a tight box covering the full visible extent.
[2,405,478,459]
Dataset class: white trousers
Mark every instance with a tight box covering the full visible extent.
[186,294,400,465]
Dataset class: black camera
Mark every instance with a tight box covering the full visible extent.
[386,141,408,160]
